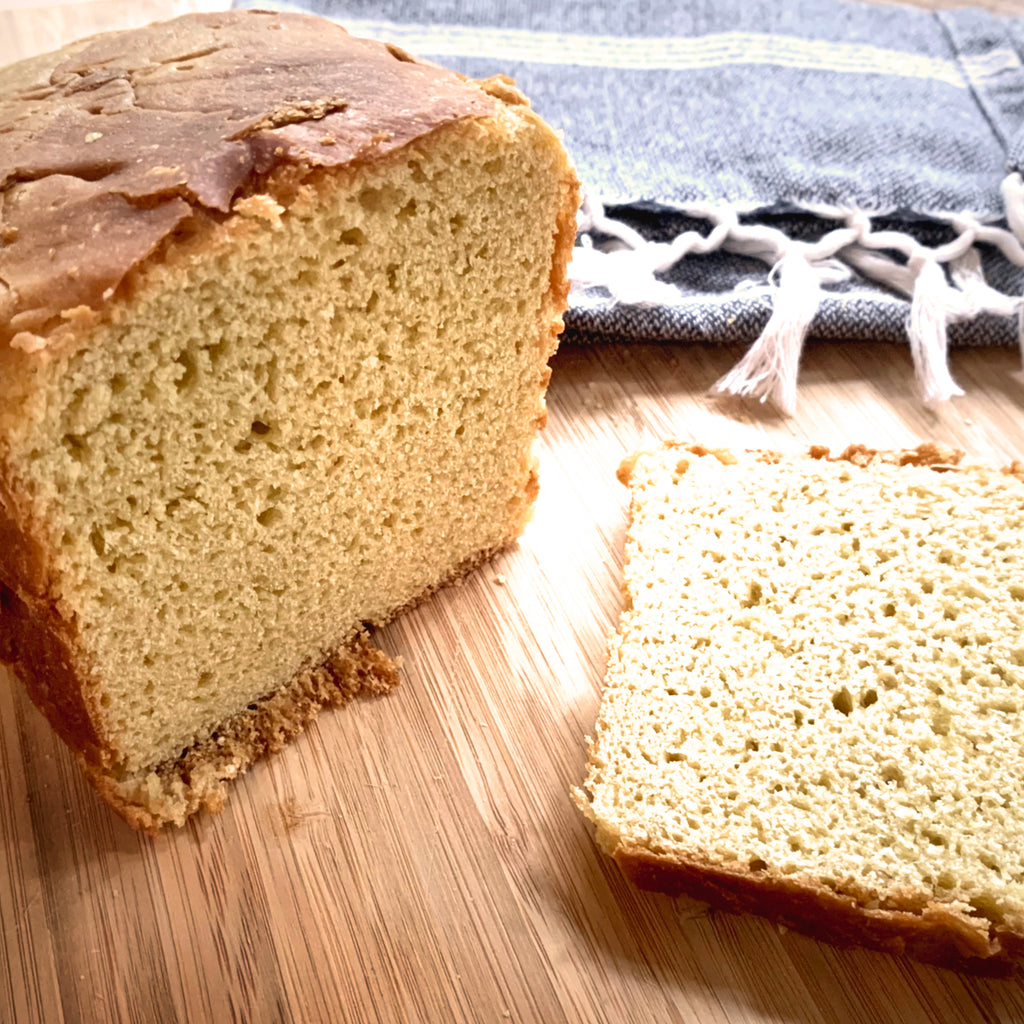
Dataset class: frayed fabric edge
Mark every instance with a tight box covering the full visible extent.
[573,178,1024,414]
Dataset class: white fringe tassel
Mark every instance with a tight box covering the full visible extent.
[907,255,964,407]
[573,193,737,306]
[1000,171,1024,245]
[573,179,1024,413]
[710,250,821,416]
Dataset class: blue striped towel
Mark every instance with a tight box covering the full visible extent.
[233,0,1024,411]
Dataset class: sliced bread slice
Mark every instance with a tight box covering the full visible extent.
[576,442,1024,972]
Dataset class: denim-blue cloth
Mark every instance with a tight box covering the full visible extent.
[232,0,1024,349]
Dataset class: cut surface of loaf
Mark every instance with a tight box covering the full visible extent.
[0,11,578,829]
[577,442,1024,971]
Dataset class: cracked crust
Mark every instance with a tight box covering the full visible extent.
[0,9,499,354]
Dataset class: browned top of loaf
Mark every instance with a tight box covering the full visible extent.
[0,9,500,350]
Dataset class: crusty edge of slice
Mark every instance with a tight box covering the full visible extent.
[612,841,1024,974]
[615,440,975,487]
[84,629,399,833]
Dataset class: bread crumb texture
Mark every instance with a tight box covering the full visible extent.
[0,85,577,826]
[578,442,1024,969]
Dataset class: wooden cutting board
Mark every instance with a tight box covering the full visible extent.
[6,339,1024,1024]
[4,4,1024,1023]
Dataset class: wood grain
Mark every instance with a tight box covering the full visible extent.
[5,3,1024,1023]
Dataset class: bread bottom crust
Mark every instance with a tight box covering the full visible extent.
[77,536,517,832]
[613,846,1024,975]
[84,629,400,832]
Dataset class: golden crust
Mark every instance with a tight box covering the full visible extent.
[0,572,106,764]
[617,440,970,487]
[86,629,400,832]
[0,9,501,355]
[612,845,1023,975]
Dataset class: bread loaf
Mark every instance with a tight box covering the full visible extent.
[0,10,579,829]
[577,442,1024,971]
